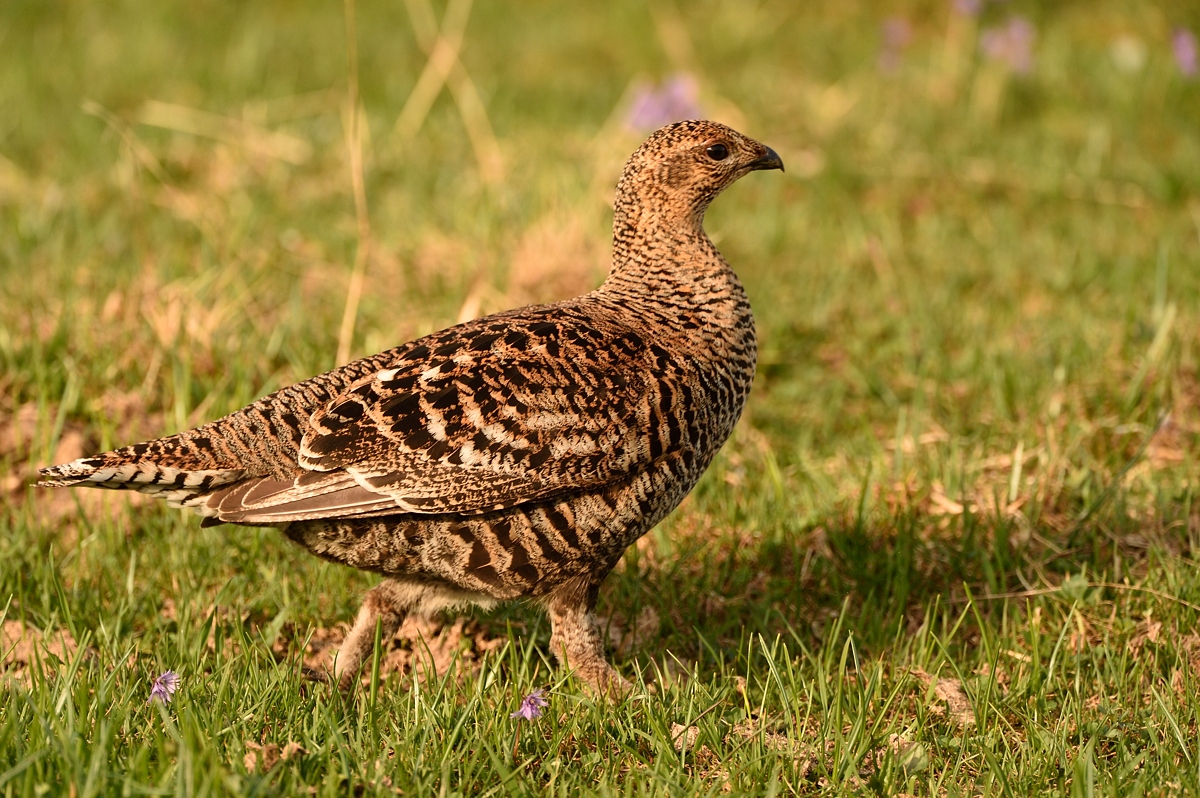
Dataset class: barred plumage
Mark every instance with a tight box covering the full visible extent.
[38,120,783,693]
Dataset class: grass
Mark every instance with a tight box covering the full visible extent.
[2,0,1200,794]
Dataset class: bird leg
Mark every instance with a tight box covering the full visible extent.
[333,578,427,692]
[331,578,490,692]
[547,583,631,697]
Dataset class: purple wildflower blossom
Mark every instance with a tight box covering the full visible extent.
[626,75,703,132]
[952,0,983,18]
[1174,29,1198,78]
[981,16,1036,73]
[878,17,914,73]
[510,688,548,720]
[148,670,180,704]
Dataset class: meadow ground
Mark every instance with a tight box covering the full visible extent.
[2,0,1200,794]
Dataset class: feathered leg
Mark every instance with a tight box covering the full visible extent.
[334,579,427,691]
[547,578,631,697]
[332,578,491,692]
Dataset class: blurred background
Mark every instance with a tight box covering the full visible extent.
[2,0,1200,666]
[5,3,1200,789]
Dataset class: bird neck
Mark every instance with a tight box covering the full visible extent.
[602,197,734,302]
[598,199,754,365]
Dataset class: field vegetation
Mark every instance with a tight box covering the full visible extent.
[2,0,1199,794]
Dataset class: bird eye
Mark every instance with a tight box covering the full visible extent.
[705,143,729,161]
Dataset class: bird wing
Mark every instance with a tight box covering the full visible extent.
[205,313,661,523]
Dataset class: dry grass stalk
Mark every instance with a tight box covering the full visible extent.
[395,0,503,185]
[393,0,471,142]
[81,100,169,182]
[335,0,373,366]
[137,100,311,164]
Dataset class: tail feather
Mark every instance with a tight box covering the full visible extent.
[37,455,244,517]
[37,456,242,490]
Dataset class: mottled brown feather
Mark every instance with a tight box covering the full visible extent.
[37,120,784,694]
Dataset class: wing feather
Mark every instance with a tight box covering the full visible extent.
[203,311,661,523]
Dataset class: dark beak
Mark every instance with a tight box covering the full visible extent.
[749,146,785,173]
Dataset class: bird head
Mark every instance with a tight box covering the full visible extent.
[615,120,784,227]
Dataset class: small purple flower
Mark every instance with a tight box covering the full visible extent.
[878,17,914,73]
[981,16,1036,73]
[626,75,703,132]
[510,688,548,720]
[148,670,180,704]
[952,0,983,18]
[1174,29,1198,77]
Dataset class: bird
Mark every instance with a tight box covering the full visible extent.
[38,120,784,695]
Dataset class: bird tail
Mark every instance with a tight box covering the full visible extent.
[37,444,244,514]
